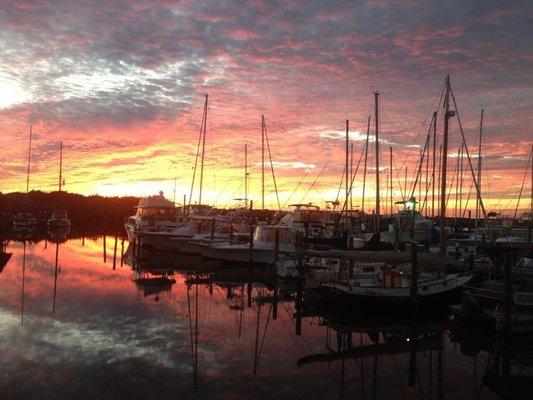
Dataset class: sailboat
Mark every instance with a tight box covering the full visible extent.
[48,141,71,229]
[13,126,36,228]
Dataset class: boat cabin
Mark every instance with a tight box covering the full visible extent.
[135,193,178,221]
[253,225,297,248]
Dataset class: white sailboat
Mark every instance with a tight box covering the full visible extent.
[13,126,36,228]
[48,141,71,229]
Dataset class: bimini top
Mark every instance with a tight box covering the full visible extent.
[137,193,175,209]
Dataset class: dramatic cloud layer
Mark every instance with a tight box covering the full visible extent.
[0,0,531,213]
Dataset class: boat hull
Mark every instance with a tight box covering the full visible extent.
[319,275,472,313]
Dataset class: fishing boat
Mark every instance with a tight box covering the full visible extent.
[124,192,180,242]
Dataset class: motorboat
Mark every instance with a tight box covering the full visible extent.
[380,209,434,247]
[199,224,299,265]
[124,192,180,242]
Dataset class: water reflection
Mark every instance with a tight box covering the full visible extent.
[0,236,529,399]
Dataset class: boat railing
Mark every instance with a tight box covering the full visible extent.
[464,285,505,300]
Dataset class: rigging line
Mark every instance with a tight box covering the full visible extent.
[409,135,430,200]
[461,182,474,219]
[281,168,312,209]
[445,156,458,210]
[336,135,368,217]
[392,154,405,201]
[335,163,346,203]
[212,176,234,207]
[221,180,245,210]
[513,148,532,221]
[407,119,433,197]
[399,79,446,172]
[449,85,487,218]
[264,119,281,210]
[299,161,330,204]
[189,99,206,207]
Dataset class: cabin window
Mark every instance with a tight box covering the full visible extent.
[362,267,375,273]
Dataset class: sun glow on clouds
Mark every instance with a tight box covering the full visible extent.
[0,1,531,213]
[0,71,31,108]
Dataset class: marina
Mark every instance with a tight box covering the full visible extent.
[0,1,532,398]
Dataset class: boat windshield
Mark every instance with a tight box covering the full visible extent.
[253,226,294,244]
[136,207,176,219]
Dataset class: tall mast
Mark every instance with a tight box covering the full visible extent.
[198,94,208,205]
[362,115,371,213]
[439,75,454,253]
[173,177,177,205]
[244,144,248,209]
[374,91,380,233]
[454,146,460,221]
[475,109,484,231]
[261,115,265,210]
[459,143,464,220]
[431,111,437,218]
[350,142,354,213]
[26,126,32,204]
[389,146,393,215]
[425,131,430,215]
[345,119,349,215]
[58,141,63,192]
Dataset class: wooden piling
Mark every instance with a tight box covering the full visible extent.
[112,235,117,270]
[103,235,107,263]
[120,239,124,267]
[408,240,418,386]
[503,252,512,338]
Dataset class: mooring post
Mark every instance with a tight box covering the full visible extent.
[120,238,124,266]
[103,235,107,263]
[503,252,512,339]
[112,235,118,270]
[408,240,418,386]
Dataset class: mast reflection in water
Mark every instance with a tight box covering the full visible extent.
[0,236,528,399]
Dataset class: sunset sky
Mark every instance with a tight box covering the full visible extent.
[0,0,531,214]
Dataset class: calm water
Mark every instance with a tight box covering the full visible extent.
[0,235,524,399]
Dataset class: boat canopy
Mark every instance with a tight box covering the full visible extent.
[137,194,175,209]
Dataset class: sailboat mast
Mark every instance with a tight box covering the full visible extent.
[26,126,32,203]
[350,142,354,213]
[362,115,371,213]
[199,94,208,205]
[439,75,453,253]
[374,91,380,233]
[389,146,393,215]
[58,141,63,192]
[475,109,484,231]
[432,111,437,218]
[345,119,349,215]
[261,115,265,210]
[245,144,248,209]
